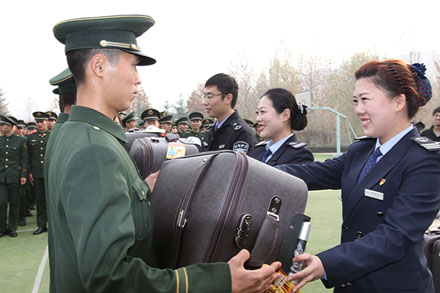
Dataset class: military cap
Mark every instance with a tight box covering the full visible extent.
[159,114,173,124]
[189,112,204,121]
[47,111,58,121]
[17,120,27,127]
[176,117,189,125]
[27,121,37,129]
[243,119,254,128]
[141,108,160,121]
[121,111,137,124]
[0,114,17,126]
[53,14,156,66]
[202,118,214,127]
[33,111,50,121]
[50,68,76,95]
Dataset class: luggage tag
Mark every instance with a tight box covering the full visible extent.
[364,189,384,201]
[166,142,186,159]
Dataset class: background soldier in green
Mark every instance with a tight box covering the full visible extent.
[159,111,173,133]
[175,116,189,137]
[28,111,50,235]
[141,108,160,128]
[183,111,205,139]
[48,14,279,292]
[47,111,58,132]
[15,120,31,226]
[0,115,27,237]
[121,111,138,131]
[201,118,214,132]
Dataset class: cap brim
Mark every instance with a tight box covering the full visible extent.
[122,49,156,66]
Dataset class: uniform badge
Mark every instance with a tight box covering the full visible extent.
[379,178,386,185]
[233,141,249,154]
[219,144,225,149]
[234,124,242,130]
[411,136,440,151]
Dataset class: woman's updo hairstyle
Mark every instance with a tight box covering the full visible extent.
[261,88,307,131]
[354,59,432,119]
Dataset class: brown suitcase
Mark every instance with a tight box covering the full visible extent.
[150,150,308,269]
[129,136,199,179]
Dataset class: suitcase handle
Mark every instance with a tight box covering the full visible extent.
[246,213,279,268]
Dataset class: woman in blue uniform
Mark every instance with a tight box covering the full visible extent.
[278,60,440,292]
[248,88,314,166]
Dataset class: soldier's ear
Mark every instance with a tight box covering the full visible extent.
[89,53,106,78]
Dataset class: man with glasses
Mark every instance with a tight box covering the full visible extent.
[202,73,256,154]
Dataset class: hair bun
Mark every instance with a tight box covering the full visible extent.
[409,63,432,106]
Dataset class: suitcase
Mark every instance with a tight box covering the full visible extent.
[425,230,440,292]
[150,150,308,269]
[125,130,165,151]
[129,136,199,179]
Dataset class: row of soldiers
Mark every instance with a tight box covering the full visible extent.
[119,109,262,143]
[0,111,59,237]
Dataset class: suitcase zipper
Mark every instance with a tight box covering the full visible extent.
[205,152,249,262]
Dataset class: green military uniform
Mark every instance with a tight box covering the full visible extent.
[27,111,50,232]
[48,15,231,292]
[16,119,31,225]
[181,112,206,140]
[0,115,27,237]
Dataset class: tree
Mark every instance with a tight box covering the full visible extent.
[0,87,10,115]
[186,83,207,116]
[49,96,60,113]
[173,95,188,116]
[130,88,151,118]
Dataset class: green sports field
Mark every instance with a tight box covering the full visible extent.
[0,154,341,293]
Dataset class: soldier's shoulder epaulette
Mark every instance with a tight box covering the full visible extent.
[411,136,440,152]
[255,140,269,147]
[354,136,375,141]
[232,122,243,131]
[288,141,307,149]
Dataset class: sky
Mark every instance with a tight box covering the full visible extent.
[0,0,439,121]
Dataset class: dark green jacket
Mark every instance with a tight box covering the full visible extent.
[0,133,27,184]
[180,130,205,140]
[47,106,230,293]
[27,130,50,179]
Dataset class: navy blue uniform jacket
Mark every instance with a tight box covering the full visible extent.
[248,134,314,166]
[277,129,440,292]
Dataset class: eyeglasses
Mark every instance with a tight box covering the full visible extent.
[203,93,224,100]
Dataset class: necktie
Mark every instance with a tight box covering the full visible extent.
[357,147,382,183]
[261,148,272,163]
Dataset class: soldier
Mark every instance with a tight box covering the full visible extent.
[121,111,138,131]
[141,108,160,128]
[202,73,256,154]
[175,116,189,137]
[0,115,27,237]
[201,118,214,132]
[159,112,173,133]
[182,111,205,139]
[27,122,37,135]
[47,111,58,132]
[28,111,50,235]
[48,14,279,292]
[15,119,31,226]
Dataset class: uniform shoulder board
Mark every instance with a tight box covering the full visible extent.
[354,136,375,141]
[288,142,307,149]
[255,140,269,147]
[232,122,242,131]
[411,136,440,152]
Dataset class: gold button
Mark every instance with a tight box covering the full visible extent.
[5,152,8,154]
[5,145,8,148]
[40,140,44,143]
[5,165,8,168]
[5,158,8,161]
[40,154,43,157]
[40,147,43,150]
[40,160,44,164]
